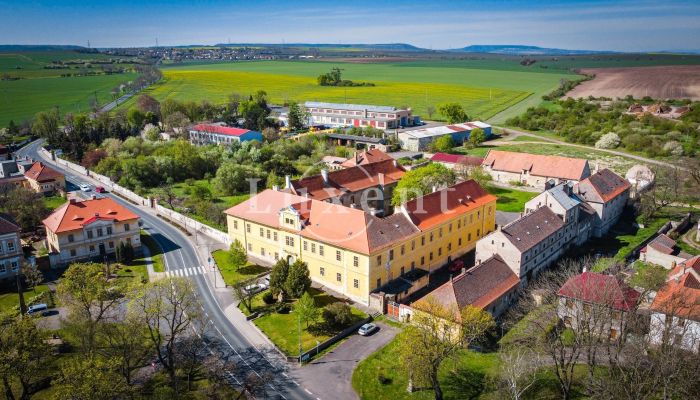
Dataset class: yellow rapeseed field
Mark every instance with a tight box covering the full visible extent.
[141,69,530,120]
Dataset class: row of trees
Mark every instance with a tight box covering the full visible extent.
[506,97,700,158]
[0,262,240,399]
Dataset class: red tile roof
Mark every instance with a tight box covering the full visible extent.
[483,150,590,181]
[575,168,630,204]
[290,160,405,201]
[191,124,252,137]
[341,149,393,167]
[558,272,640,311]
[402,180,497,230]
[416,255,519,318]
[500,206,565,252]
[430,153,484,166]
[0,213,20,235]
[224,189,419,254]
[24,162,63,182]
[43,198,139,233]
[645,233,677,255]
[651,268,700,321]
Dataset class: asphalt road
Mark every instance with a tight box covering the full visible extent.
[294,322,399,400]
[17,140,312,400]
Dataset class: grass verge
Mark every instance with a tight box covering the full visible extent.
[138,231,165,273]
[211,249,268,286]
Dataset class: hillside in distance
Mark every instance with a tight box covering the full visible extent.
[451,44,614,55]
[214,42,426,51]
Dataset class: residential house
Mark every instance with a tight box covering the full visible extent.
[524,182,594,246]
[43,197,141,265]
[398,121,492,152]
[24,162,65,194]
[417,254,519,318]
[188,123,263,146]
[341,149,394,168]
[640,233,692,269]
[0,213,22,280]
[304,101,419,130]
[225,180,496,305]
[557,271,641,340]
[574,168,630,237]
[481,150,591,189]
[476,206,566,284]
[286,158,406,216]
[649,256,700,353]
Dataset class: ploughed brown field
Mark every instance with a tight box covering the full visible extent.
[566,65,700,100]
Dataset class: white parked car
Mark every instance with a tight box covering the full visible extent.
[244,283,265,295]
[79,183,91,192]
[358,323,378,336]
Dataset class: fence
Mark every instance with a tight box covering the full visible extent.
[39,148,232,246]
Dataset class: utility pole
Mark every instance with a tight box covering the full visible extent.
[16,262,27,315]
[298,311,302,366]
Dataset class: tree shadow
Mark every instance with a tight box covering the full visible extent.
[149,232,180,255]
[442,366,487,400]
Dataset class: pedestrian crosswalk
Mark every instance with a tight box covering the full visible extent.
[165,265,209,278]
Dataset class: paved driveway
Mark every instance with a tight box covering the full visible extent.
[293,321,399,400]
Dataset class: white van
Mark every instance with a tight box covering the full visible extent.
[27,303,48,315]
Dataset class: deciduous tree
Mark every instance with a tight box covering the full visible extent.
[285,260,311,299]
[294,291,320,328]
[437,103,468,124]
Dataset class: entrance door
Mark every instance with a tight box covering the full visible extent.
[99,243,106,256]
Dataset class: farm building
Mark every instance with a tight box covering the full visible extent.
[304,101,420,130]
[430,153,484,170]
[326,133,389,152]
[398,121,492,151]
[188,124,262,146]
[482,150,591,190]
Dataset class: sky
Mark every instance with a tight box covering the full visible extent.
[1,0,699,52]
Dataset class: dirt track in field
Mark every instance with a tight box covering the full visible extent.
[565,65,700,100]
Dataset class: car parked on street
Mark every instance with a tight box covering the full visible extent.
[95,186,106,193]
[79,183,91,192]
[358,323,378,336]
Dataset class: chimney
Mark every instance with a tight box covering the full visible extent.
[582,266,587,273]
[321,169,329,183]
[91,195,97,200]
[393,159,398,168]
[497,224,502,231]
[69,198,77,204]
[432,185,438,193]
[354,151,358,163]
[284,175,291,189]
[272,185,280,191]
[461,267,466,275]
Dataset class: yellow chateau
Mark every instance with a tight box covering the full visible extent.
[225,180,497,304]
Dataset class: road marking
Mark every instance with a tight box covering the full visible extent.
[305,389,313,395]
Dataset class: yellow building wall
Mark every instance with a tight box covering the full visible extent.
[226,198,497,305]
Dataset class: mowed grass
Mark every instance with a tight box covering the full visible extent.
[124,60,574,121]
[487,185,538,212]
[211,249,267,286]
[0,72,137,126]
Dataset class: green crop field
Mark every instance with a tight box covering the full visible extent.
[123,60,574,122]
[0,72,137,126]
[0,50,138,127]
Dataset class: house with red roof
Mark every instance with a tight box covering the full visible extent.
[557,271,641,340]
[24,161,65,194]
[649,256,700,353]
[574,168,630,237]
[0,213,22,280]
[482,150,591,190]
[225,179,496,305]
[286,158,406,216]
[188,123,262,146]
[415,254,519,319]
[43,197,141,265]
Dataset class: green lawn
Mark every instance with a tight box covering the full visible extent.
[252,288,367,356]
[0,284,52,314]
[577,207,695,262]
[352,331,500,400]
[42,194,66,210]
[211,249,267,286]
[117,60,575,121]
[486,185,537,213]
[115,263,148,284]
[138,231,165,273]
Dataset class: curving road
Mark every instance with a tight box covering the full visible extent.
[16,140,313,400]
